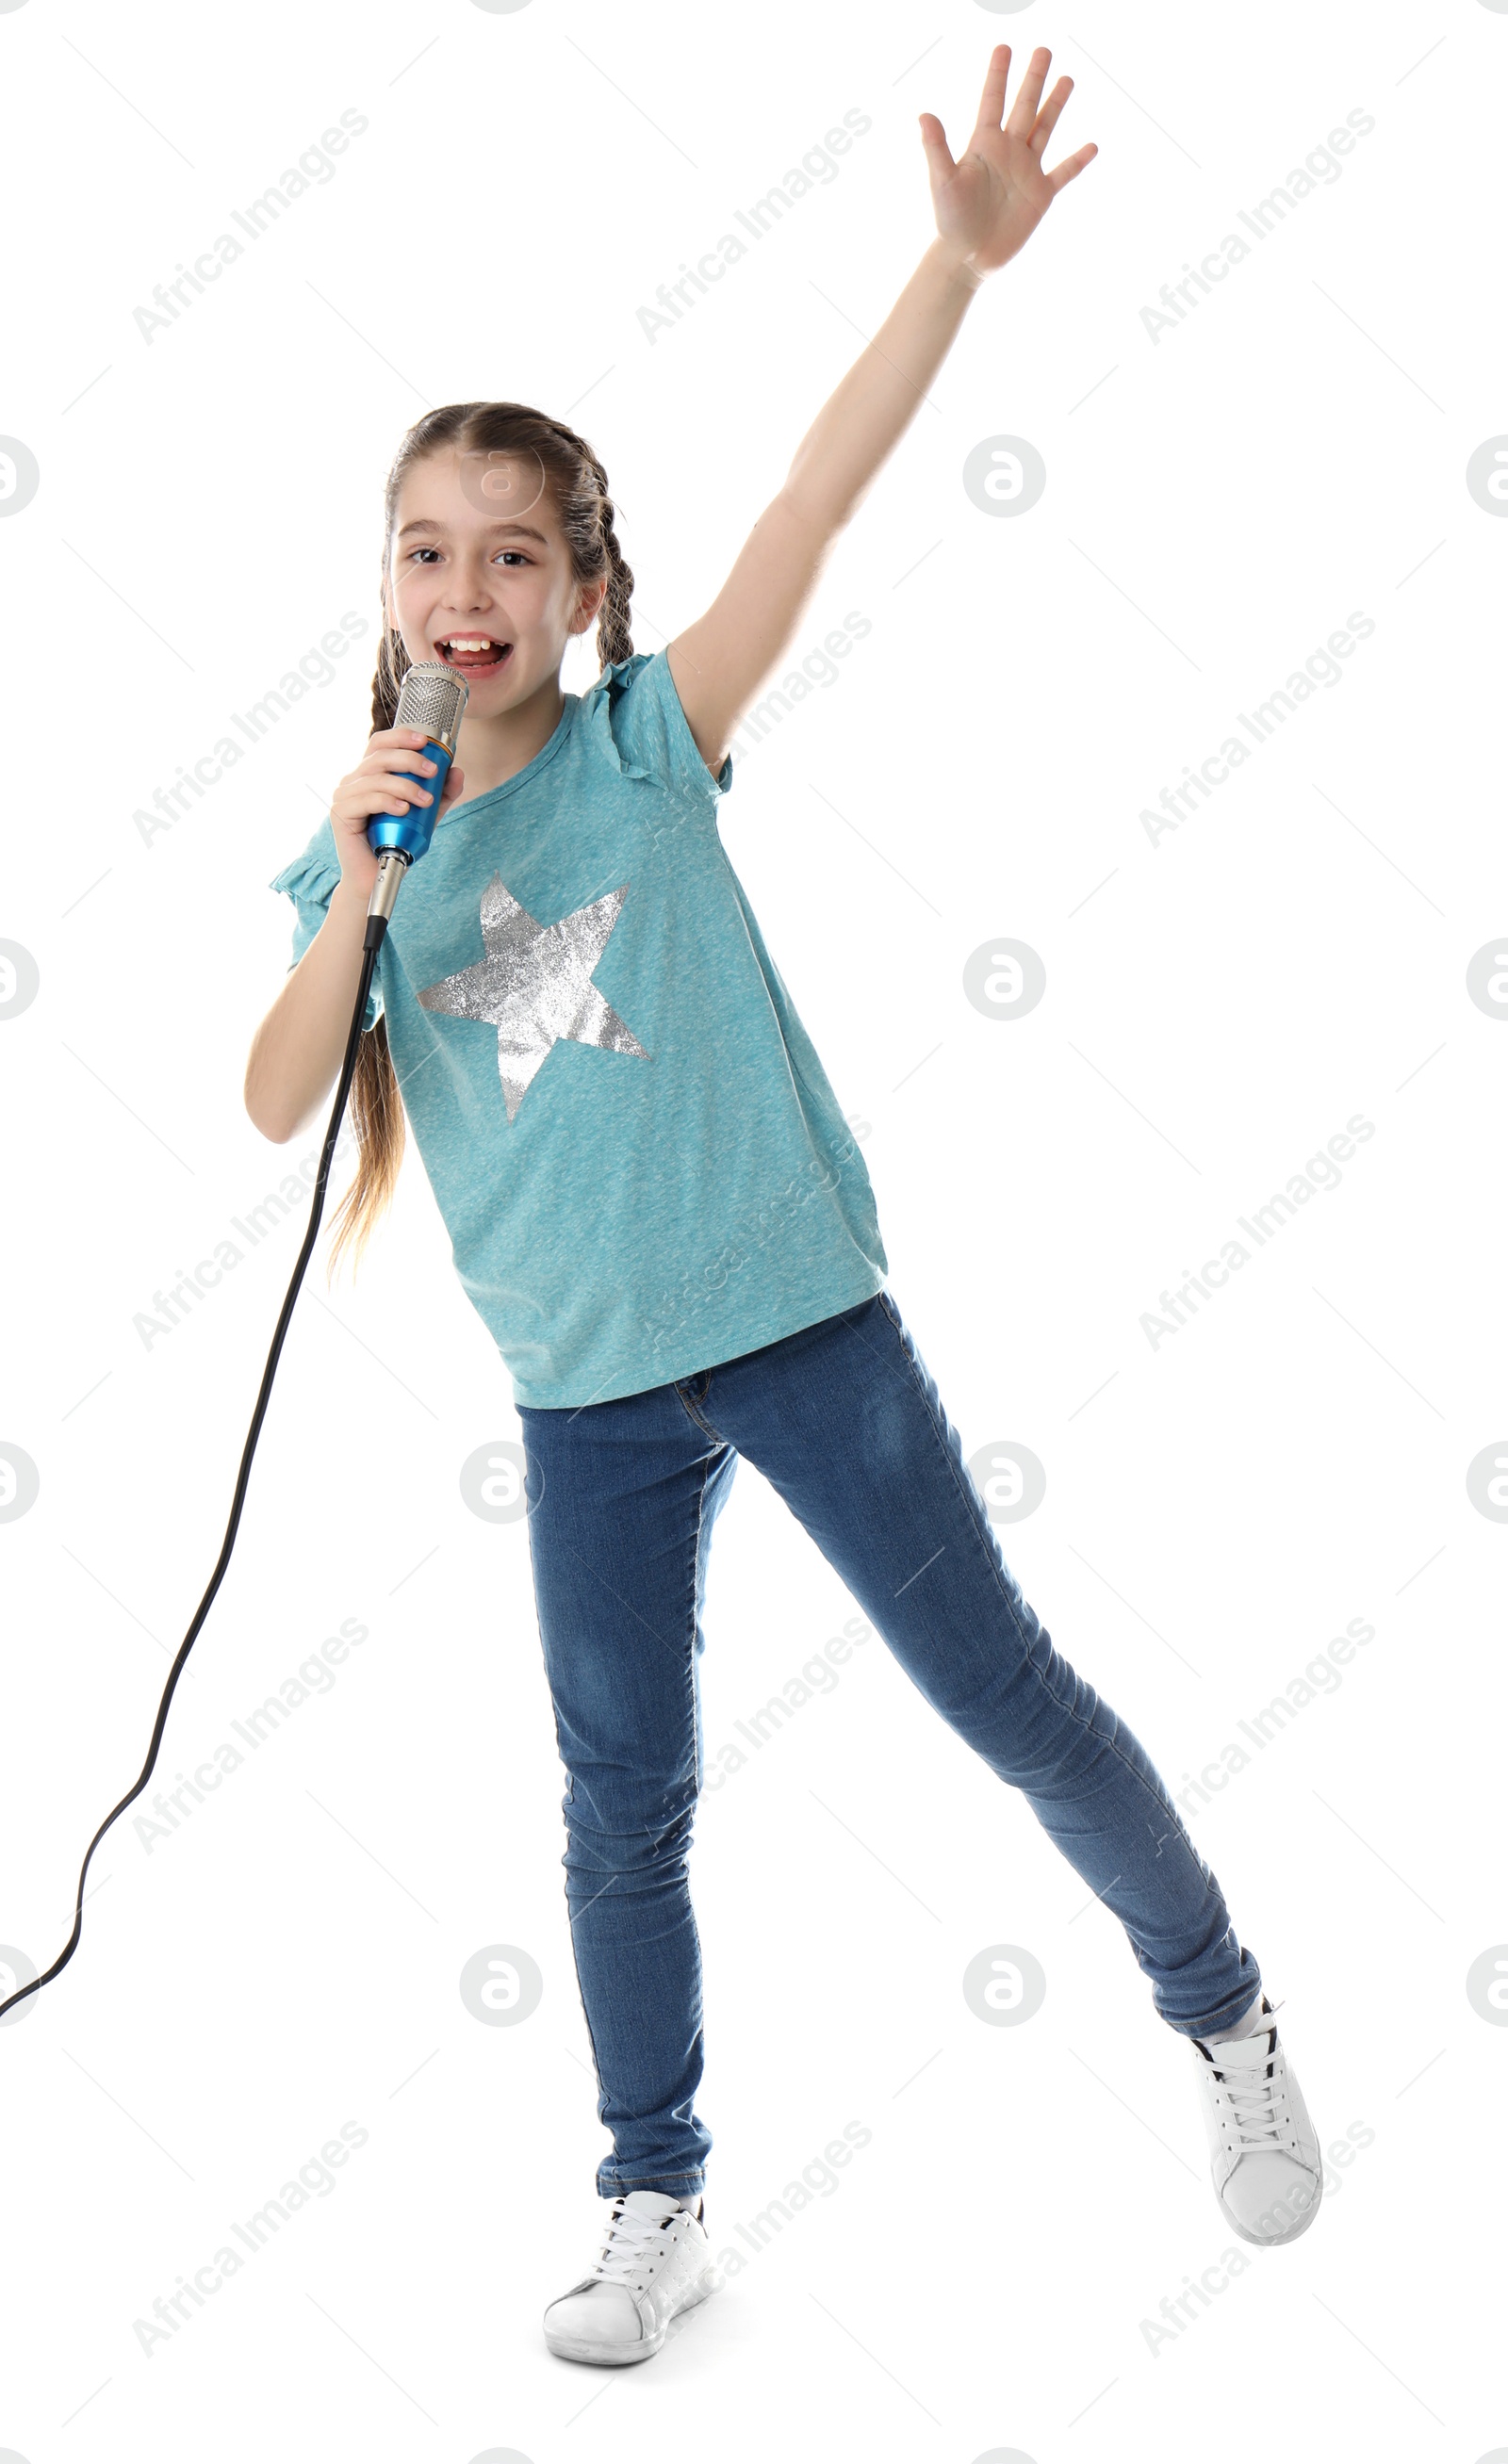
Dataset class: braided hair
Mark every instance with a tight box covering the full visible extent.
[327,403,637,1281]
[369,404,635,729]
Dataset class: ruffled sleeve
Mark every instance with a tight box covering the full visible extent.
[268,817,383,1032]
[575,649,733,817]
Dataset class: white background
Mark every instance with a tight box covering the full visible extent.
[0,1,1502,2456]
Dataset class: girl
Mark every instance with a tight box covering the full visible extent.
[246,46,1320,2369]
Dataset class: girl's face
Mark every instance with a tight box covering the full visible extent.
[385,447,607,708]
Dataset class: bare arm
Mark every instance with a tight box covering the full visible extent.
[668,44,1096,775]
[243,878,375,1144]
[245,722,462,1142]
[668,240,981,774]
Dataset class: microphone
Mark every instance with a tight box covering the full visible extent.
[366,661,468,930]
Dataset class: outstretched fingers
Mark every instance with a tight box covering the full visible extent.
[975,41,1013,133]
[1004,43,1055,138]
[1028,74,1076,156]
[931,44,1099,218]
[1045,139,1099,197]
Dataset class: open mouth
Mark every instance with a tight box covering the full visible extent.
[435,635,513,677]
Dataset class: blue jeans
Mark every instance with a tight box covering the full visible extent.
[519,1292,1259,2203]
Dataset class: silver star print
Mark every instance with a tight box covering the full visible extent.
[417,871,647,1122]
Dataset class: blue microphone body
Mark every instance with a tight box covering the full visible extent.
[366,661,469,868]
[367,742,454,865]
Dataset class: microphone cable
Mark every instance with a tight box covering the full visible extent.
[0,904,392,2022]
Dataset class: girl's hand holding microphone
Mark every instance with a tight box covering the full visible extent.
[329,727,467,898]
[244,726,465,1143]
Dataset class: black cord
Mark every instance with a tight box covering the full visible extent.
[0,920,386,2021]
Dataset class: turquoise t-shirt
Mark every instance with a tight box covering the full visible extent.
[269,648,887,1408]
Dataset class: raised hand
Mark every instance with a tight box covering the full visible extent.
[919,44,1097,279]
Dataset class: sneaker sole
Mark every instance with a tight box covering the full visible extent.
[543,2265,718,2366]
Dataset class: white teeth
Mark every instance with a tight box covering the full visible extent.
[444,637,502,653]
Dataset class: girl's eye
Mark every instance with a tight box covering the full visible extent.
[404,547,531,566]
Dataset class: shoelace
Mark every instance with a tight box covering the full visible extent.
[1213,2036,1288,2152]
[588,2204,680,2289]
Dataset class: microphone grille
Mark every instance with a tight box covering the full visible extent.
[393,661,468,752]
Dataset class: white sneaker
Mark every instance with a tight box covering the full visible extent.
[1190,1998,1322,2247]
[542,2190,717,2365]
